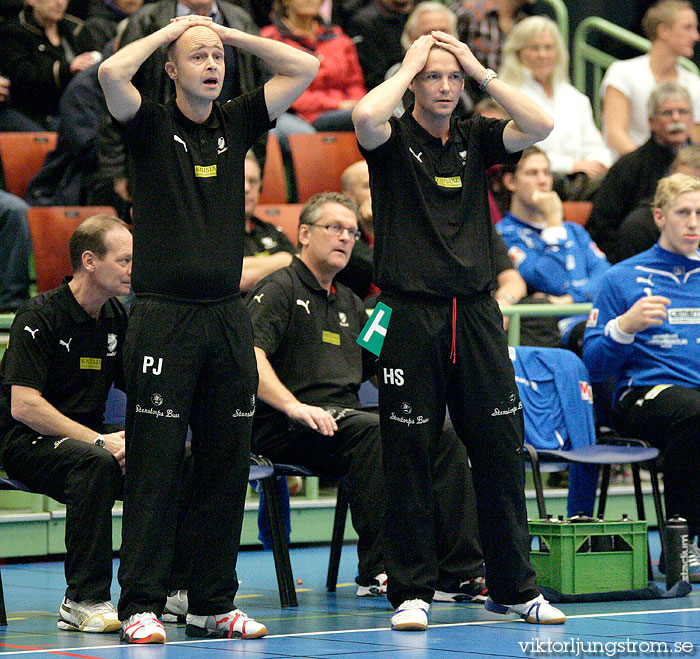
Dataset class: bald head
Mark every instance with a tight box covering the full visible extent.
[167,24,223,65]
[341,160,370,205]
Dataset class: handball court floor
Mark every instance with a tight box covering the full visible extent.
[0,534,699,658]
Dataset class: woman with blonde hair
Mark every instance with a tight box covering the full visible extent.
[500,15,610,198]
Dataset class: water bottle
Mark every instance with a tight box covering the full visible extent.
[665,515,689,589]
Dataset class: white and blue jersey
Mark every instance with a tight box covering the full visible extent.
[582,243,700,403]
[496,212,610,302]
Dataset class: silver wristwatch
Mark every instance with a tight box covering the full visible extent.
[94,434,106,448]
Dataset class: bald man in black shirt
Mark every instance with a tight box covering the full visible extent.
[99,16,318,643]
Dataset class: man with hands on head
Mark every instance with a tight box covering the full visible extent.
[0,214,130,635]
[352,30,564,631]
[583,173,700,576]
[98,15,318,644]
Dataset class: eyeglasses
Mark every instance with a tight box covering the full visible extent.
[307,222,362,241]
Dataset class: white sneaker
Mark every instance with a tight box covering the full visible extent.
[120,612,166,644]
[391,599,430,631]
[688,542,700,583]
[57,597,120,633]
[185,609,268,639]
[356,572,388,597]
[163,590,188,623]
[485,594,566,624]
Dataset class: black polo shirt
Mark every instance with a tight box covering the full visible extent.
[246,257,374,436]
[118,88,273,300]
[244,214,296,258]
[0,281,127,456]
[359,110,520,298]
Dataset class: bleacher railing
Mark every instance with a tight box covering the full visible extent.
[502,302,592,347]
[573,16,699,127]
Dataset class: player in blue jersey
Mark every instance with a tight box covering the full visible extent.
[497,146,610,348]
[583,173,700,579]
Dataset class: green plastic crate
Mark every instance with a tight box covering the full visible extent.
[529,519,648,594]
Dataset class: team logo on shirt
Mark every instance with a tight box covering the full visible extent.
[508,246,526,268]
[23,326,38,339]
[261,236,278,250]
[107,333,117,357]
[232,395,256,418]
[590,242,605,259]
[586,308,599,328]
[338,312,349,327]
[579,381,593,403]
[173,134,188,153]
[253,293,264,303]
[296,299,311,314]
[668,308,700,324]
[409,147,423,162]
[151,393,163,406]
[434,176,462,188]
[195,165,217,178]
[60,338,72,352]
[217,137,227,154]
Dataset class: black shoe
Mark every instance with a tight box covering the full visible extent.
[433,577,488,603]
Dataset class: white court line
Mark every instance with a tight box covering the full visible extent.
[0,607,699,656]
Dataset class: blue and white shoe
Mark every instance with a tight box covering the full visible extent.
[391,599,429,631]
[485,594,566,624]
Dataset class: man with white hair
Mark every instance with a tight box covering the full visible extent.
[588,81,694,259]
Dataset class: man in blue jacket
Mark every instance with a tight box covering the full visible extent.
[583,172,700,580]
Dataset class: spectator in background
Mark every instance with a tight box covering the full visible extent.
[347,0,413,90]
[385,2,473,117]
[91,0,266,217]
[588,81,693,261]
[602,0,700,157]
[0,0,101,129]
[0,190,31,312]
[451,0,535,98]
[338,159,377,299]
[241,151,296,293]
[497,146,610,350]
[261,0,366,151]
[500,16,610,200]
[25,60,114,209]
[583,172,700,578]
[0,73,45,131]
[77,0,144,53]
[612,144,700,264]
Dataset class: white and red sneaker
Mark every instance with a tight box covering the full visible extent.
[120,612,166,643]
[185,609,268,639]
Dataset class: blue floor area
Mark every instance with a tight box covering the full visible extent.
[0,533,698,657]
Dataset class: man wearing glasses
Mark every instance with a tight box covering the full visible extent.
[247,191,491,600]
[246,192,386,594]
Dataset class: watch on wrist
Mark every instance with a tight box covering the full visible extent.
[93,434,106,448]
[479,68,498,92]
